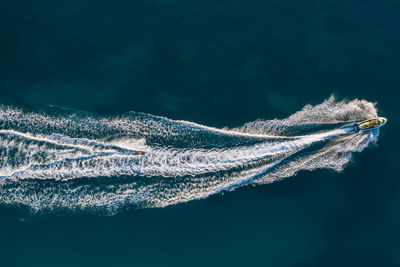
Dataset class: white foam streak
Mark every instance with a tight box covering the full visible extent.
[0,96,381,215]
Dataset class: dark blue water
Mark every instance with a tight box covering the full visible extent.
[1,0,399,266]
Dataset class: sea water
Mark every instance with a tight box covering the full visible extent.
[0,0,399,266]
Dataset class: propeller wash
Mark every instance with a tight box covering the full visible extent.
[0,96,382,215]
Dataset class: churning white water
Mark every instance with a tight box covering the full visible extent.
[0,96,381,215]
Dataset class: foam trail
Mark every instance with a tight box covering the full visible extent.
[0,96,381,215]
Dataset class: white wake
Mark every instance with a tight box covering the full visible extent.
[0,96,381,215]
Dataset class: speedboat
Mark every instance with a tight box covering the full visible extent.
[355,117,387,132]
